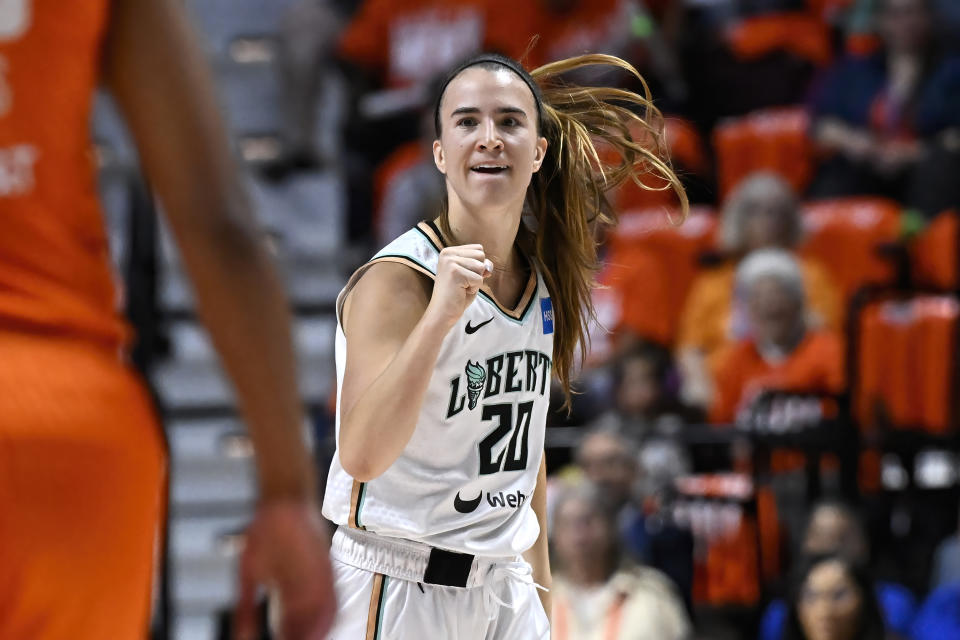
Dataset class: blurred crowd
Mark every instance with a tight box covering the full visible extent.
[262,0,960,638]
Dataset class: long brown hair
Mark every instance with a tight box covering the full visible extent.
[436,53,687,406]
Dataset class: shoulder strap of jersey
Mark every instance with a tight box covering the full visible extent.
[336,221,445,324]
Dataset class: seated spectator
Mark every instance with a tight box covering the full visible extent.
[575,426,642,526]
[677,173,841,408]
[708,249,845,424]
[807,0,960,217]
[760,500,918,640]
[588,342,702,442]
[573,425,693,597]
[678,0,829,127]
[550,483,691,640]
[782,554,890,640]
[909,580,960,640]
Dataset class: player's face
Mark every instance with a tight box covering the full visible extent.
[433,67,548,213]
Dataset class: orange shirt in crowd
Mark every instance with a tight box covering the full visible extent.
[338,0,541,87]
[526,0,626,68]
[677,257,841,361]
[708,329,845,424]
[0,0,128,349]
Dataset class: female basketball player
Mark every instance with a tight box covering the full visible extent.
[322,52,686,638]
[0,1,333,638]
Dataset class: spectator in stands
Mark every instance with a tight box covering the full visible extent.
[550,483,692,640]
[678,0,829,128]
[677,173,840,409]
[807,0,960,216]
[708,249,844,425]
[274,0,542,241]
[782,554,890,640]
[587,342,701,443]
[760,500,918,640]
[574,424,694,602]
[576,427,641,522]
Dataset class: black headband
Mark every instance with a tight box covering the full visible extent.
[433,53,545,136]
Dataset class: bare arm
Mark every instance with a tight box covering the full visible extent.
[101,1,333,636]
[102,0,312,501]
[523,457,552,623]
[813,117,878,161]
[339,246,490,481]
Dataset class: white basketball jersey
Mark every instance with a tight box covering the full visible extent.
[323,221,554,558]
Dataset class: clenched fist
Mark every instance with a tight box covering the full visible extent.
[425,244,493,330]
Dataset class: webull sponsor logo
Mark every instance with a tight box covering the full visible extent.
[453,489,528,513]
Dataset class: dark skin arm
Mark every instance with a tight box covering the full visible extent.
[101,0,333,637]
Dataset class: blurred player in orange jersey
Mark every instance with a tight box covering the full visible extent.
[0,1,334,639]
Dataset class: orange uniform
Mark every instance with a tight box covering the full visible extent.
[338,0,541,88]
[677,257,842,364]
[0,1,165,637]
[708,329,845,425]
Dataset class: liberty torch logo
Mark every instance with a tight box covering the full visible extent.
[464,361,486,410]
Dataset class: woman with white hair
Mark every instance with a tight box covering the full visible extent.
[676,172,841,408]
[708,249,845,424]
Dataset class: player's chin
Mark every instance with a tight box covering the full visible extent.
[466,182,526,208]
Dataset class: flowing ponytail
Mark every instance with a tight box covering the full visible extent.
[436,53,688,406]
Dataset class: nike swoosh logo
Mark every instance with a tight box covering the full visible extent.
[465,317,494,334]
[453,490,482,513]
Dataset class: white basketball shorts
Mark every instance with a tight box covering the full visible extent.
[325,527,550,640]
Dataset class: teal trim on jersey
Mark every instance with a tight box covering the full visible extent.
[356,482,367,529]
[374,576,389,639]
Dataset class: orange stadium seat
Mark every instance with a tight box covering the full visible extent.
[726,12,832,67]
[603,206,718,346]
[611,117,710,212]
[799,197,902,304]
[856,296,959,434]
[677,474,780,606]
[911,210,959,291]
[713,107,814,199]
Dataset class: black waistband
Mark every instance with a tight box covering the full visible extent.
[423,547,475,588]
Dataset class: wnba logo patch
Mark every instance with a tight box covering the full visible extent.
[540,298,553,334]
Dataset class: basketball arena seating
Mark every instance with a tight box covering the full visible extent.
[725,11,832,67]
[798,197,903,305]
[713,106,814,199]
[603,206,717,347]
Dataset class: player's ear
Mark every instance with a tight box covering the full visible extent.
[433,139,446,174]
[532,136,547,173]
